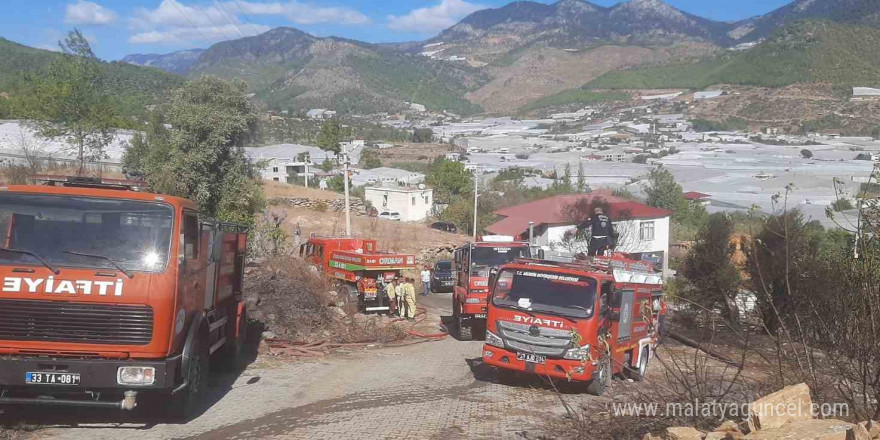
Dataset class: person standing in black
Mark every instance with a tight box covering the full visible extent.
[577,207,615,256]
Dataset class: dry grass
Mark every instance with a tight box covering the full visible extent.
[374,143,454,165]
[263,181,343,200]
[271,205,467,255]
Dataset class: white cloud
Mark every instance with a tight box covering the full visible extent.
[387,0,483,34]
[127,0,366,45]
[65,0,118,25]
[233,0,371,25]
[128,0,269,44]
[129,23,269,44]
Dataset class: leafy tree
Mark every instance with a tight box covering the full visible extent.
[411,128,433,143]
[745,211,832,333]
[360,149,382,169]
[832,198,855,212]
[426,158,473,202]
[645,167,689,215]
[320,157,334,172]
[317,119,350,155]
[681,213,742,327]
[122,76,264,225]
[576,161,586,192]
[800,149,813,159]
[30,30,115,175]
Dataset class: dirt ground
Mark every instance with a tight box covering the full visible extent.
[374,143,455,167]
[1,294,672,440]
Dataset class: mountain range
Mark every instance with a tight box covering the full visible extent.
[8,0,880,118]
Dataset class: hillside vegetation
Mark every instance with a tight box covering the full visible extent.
[0,37,182,120]
[586,21,880,90]
[188,28,486,116]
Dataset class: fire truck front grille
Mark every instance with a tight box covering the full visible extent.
[497,320,572,357]
[0,299,153,345]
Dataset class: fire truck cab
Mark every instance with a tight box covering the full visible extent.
[301,236,415,313]
[452,236,531,340]
[0,177,248,416]
[482,254,663,395]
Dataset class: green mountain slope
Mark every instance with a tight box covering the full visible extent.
[585,21,880,90]
[0,37,183,119]
[188,28,487,116]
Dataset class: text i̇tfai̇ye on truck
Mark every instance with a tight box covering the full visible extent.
[0,176,248,418]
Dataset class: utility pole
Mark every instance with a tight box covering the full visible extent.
[472,171,479,241]
[343,144,351,237]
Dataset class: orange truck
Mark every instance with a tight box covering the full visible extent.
[482,254,663,395]
[452,236,532,340]
[0,176,248,416]
[300,236,415,313]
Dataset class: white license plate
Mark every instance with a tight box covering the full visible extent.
[474,314,487,319]
[516,353,546,364]
[364,291,377,299]
[442,281,453,286]
[26,372,81,386]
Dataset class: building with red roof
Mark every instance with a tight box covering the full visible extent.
[485,190,672,274]
[683,191,712,206]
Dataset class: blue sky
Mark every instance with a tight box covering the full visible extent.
[1,0,793,61]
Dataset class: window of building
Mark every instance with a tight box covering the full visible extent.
[412,196,416,206]
[272,167,279,172]
[640,221,655,241]
[273,177,279,182]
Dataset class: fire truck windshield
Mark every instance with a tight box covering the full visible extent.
[0,194,174,273]
[470,246,530,275]
[491,269,597,319]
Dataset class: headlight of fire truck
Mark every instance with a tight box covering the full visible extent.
[117,367,156,386]
[485,330,504,348]
[563,345,591,361]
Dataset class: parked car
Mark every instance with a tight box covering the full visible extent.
[431,260,455,293]
[378,211,401,221]
[429,222,458,233]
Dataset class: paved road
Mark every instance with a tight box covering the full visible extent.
[8,293,600,439]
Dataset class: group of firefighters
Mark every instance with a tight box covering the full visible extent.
[379,266,434,319]
[382,277,418,319]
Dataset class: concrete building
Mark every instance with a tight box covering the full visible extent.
[364,186,434,222]
[246,143,363,184]
[485,191,672,275]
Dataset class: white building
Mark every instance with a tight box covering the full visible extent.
[306,109,337,119]
[852,87,880,101]
[486,191,672,275]
[246,143,363,183]
[364,187,434,222]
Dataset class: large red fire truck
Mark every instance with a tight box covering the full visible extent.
[0,176,248,416]
[482,254,663,395]
[452,236,532,340]
[301,236,415,313]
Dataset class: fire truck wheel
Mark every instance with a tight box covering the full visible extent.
[454,302,473,341]
[627,347,649,382]
[170,337,209,419]
[585,356,611,396]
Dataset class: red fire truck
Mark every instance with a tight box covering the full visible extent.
[301,236,415,313]
[482,254,663,395]
[452,236,532,340]
[0,176,248,416]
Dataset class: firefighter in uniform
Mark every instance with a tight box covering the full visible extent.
[578,207,615,256]
[385,278,398,316]
[403,277,417,320]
